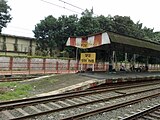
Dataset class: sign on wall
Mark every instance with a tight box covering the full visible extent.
[80,53,96,64]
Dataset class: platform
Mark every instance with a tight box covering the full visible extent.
[33,72,160,97]
[79,71,160,83]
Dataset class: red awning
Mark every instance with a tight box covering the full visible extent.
[66,32,111,49]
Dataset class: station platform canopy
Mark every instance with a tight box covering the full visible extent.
[66,31,160,57]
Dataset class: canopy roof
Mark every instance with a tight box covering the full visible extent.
[66,31,160,57]
[108,32,160,52]
[66,32,110,49]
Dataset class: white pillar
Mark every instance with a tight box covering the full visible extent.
[125,53,128,68]
[112,51,115,70]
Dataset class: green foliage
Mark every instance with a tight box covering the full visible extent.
[96,15,113,32]
[76,9,101,36]
[152,32,160,42]
[33,8,159,60]
[33,15,78,57]
[56,15,78,50]
[34,15,58,56]
[0,82,32,101]
[0,0,12,32]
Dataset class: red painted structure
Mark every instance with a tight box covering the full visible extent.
[0,57,159,76]
[0,57,109,75]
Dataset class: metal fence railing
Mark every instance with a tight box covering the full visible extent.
[0,57,159,75]
[0,57,109,75]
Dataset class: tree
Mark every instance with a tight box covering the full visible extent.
[76,9,101,36]
[111,15,136,35]
[34,9,158,58]
[33,15,78,56]
[57,15,78,51]
[96,15,114,32]
[0,0,12,32]
[34,15,59,56]
[142,27,154,40]
[152,32,160,42]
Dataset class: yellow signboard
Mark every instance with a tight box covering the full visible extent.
[81,42,88,48]
[80,53,96,64]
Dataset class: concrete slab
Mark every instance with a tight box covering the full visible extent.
[79,72,160,83]
[35,79,106,97]
[32,72,160,97]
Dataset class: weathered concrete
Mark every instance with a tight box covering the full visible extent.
[33,72,160,97]
[35,79,105,97]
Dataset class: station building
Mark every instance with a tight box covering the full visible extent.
[0,34,36,56]
[66,31,160,71]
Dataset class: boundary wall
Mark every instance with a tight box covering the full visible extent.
[0,57,160,75]
[0,57,108,75]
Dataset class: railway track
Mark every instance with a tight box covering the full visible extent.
[122,104,160,120]
[0,76,38,82]
[0,81,160,120]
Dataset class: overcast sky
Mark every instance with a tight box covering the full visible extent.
[2,0,160,38]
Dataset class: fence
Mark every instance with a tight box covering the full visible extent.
[0,57,160,75]
[0,57,109,75]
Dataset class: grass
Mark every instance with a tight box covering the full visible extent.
[0,74,69,101]
[25,77,59,90]
[0,82,32,101]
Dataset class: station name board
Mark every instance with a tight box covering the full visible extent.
[80,53,96,64]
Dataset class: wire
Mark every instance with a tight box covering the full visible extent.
[2,26,34,37]
[58,0,98,16]
[39,0,142,37]
[6,0,152,40]
[58,0,85,11]
[9,26,33,31]
[40,0,81,14]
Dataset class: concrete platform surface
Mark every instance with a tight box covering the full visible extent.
[34,72,160,97]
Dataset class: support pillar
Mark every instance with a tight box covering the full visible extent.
[133,54,136,69]
[125,53,128,68]
[112,51,115,70]
[67,60,70,73]
[145,56,149,71]
[27,58,31,74]
[109,50,116,72]
[130,54,136,71]
[146,56,149,66]
[108,45,114,72]
[43,58,46,74]
[9,57,13,71]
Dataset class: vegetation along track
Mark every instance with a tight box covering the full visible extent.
[0,81,160,120]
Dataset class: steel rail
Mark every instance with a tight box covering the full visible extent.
[122,104,160,120]
[61,93,160,120]
[6,87,160,120]
[0,81,160,110]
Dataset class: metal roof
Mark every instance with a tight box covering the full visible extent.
[108,32,160,52]
[0,33,35,40]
